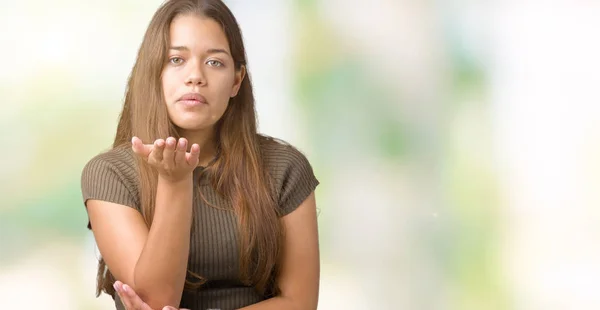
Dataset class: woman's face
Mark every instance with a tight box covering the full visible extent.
[161,14,244,132]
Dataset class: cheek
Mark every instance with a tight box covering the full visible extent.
[215,74,236,97]
[161,71,177,100]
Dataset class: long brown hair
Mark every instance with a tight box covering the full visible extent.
[96,0,283,298]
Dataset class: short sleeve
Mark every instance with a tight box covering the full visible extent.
[80,150,140,229]
[276,146,320,216]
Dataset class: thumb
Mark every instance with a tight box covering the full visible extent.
[131,136,152,157]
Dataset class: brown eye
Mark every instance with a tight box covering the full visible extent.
[206,60,223,67]
[169,57,184,65]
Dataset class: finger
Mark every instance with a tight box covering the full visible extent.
[114,281,133,310]
[163,137,177,166]
[119,285,136,310]
[116,291,129,310]
[186,143,200,166]
[149,139,165,163]
[122,284,153,310]
[162,307,178,310]
[131,137,152,158]
[175,138,187,165]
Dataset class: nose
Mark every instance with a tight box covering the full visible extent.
[185,60,206,86]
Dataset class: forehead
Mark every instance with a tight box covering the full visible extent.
[168,14,230,52]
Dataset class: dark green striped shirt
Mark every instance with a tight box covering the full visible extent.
[80,135,319,310]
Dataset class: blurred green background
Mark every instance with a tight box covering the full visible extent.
[1,0,600,309]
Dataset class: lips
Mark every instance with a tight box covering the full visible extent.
[177,92,207,106]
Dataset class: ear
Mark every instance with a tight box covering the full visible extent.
[231,65,246,98]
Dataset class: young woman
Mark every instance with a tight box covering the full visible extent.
[80,1,320,309]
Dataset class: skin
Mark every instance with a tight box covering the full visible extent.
[88,14,320,310]
[114,280,188,310]
[162,14,245,164]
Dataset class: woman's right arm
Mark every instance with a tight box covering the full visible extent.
[86,137,200,309]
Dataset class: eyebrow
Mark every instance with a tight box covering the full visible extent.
[169,46,230,56]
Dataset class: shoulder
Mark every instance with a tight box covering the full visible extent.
[82,145,138,181]
[80,145,141,229]
[258,135,319,215]
[81,144,140,204]
[258,135,312,166]
[258,135,314,178]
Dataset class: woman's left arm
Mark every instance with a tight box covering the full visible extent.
[238,192,320,310]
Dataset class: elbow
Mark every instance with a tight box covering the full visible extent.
[286,296,318,310]
[301,302,318,310]
[134,285,181,309]
[145,298,179,310]
[132,271,182,308]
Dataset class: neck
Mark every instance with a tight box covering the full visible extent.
[179,127,217,167]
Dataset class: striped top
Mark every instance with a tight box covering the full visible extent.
[80,135,319,310]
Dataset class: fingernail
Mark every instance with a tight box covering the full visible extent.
[122,284,128,292]
[113,282,119,292]
[179,138,185,147]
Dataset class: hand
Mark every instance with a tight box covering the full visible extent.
[113,280,189,310]
[131,136,200,182]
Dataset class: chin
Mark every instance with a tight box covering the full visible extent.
[173,120,214,132]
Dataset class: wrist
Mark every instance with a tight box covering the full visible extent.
[157,173,193,186]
